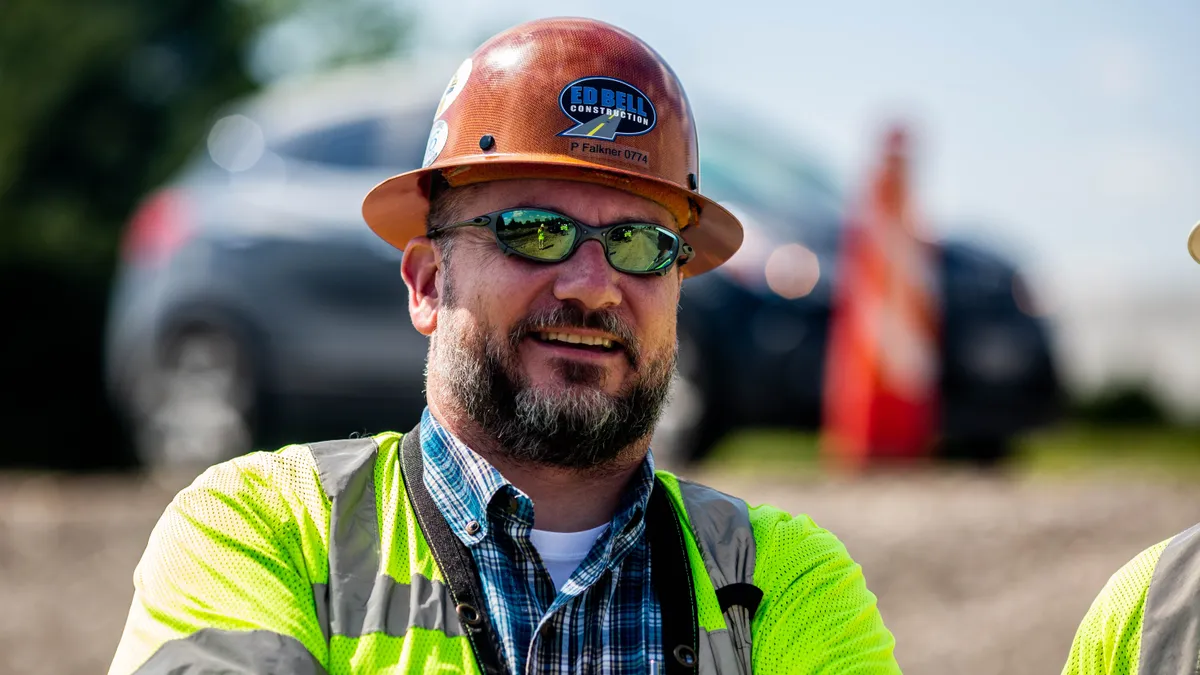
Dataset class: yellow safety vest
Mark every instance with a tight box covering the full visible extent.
[1062,523,1200,675]
[109,428,901,674]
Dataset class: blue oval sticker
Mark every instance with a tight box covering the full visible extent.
[558,76,656,140]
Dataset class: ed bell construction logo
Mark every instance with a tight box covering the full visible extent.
[558,76,657,141]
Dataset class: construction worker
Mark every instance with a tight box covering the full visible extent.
[1057,223,1200,675]
[108,17,902,675]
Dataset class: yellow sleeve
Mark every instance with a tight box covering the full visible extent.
[749,506,903,674]
[107,447,331,675]
[1060,539,1170,675]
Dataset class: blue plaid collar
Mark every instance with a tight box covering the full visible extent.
[418,407,656,554]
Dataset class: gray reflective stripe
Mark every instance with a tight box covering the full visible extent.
[697,627,743,675]
[678,480,757,586]
[307,437,465,642]
[1140,522,1200,675]
[677,479,756,675]
[132,628,328,675]
[312,574,464,638]
[402,573,466,637]
[308,438,381,640]
[310,437,381,502]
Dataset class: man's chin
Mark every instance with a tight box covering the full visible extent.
[517,358,613,391]
[516,382,611,408]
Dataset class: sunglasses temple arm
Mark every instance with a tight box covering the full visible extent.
[428,217,494,238]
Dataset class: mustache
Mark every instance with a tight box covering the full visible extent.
[508,304,641,366]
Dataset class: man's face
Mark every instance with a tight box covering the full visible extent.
[426,178,682,469]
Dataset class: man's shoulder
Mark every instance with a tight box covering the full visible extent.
[1060,531,1182,675]
[168,444,322,515]
[1112,534,1174,592]
[654,471,838,567]
[1092,528,1184,617]
[664,474,899,669]
[173,430,406,508]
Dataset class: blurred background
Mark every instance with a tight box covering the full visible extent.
[1,0,1198,673]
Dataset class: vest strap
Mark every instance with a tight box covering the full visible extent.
[400,427,510,675]
[649,478,701,673]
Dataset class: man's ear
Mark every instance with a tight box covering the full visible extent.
[401,236,441,336]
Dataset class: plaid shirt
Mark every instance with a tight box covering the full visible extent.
[418,408,663,674]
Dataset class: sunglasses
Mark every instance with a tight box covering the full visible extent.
[429,208,693,276]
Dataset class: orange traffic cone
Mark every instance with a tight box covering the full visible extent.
[820,124,941,471]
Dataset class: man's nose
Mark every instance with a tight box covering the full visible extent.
[552,240,622,310]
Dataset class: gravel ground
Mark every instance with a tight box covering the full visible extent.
[2,465,1198,675]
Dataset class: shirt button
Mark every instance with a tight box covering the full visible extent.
[506,496,520,515]
[466,520,481,535]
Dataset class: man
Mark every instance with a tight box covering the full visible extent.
[108,17,901,675]
[1060,523,1200,675]
[1057,222,1200,675]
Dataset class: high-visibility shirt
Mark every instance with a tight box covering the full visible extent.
[1061,522,1200,675]
[108,428,902,674]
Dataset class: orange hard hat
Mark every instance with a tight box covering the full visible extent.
[361,17,743,277]
[1190,222,1200,264]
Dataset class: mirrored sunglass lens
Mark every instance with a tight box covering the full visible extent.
[497,210,577,260]
[606,225,678,272]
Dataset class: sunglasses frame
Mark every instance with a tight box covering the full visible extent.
[429,208,693,276]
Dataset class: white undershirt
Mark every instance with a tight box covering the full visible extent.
[529,523,609,591]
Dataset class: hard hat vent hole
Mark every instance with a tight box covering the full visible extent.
[479,135,496,151]
[687,173,698,190]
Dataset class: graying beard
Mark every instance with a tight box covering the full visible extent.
[429,318,488,411]
[514,386,616,439]
[429,307,674,470]
[434,315,622,438]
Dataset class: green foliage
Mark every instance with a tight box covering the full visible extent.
[1068,379,1173,428]
[0,0,259,274]
[1012,425,1200,479]
[0,0,412,469]
[248,0,414,82]
[695,425,1200,481]
[0,0,262,469]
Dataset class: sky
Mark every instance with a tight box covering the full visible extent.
[408,0,1200,309]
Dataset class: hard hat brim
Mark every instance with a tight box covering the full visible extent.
[361,155,744,278]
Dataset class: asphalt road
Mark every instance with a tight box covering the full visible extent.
[3,465,1198,675]
[562,113,622,140]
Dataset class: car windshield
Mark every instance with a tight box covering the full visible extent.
[272,111,432,173]
[698,125,845,237]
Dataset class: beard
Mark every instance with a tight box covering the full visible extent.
[430,303,676,470]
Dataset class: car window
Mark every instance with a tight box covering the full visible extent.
[274,110,432,171]
[699,126,845,232]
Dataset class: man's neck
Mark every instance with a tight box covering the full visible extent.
[427,400,647,533]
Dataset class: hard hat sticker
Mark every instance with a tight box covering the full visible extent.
[435,58,472,120]
[558,76,656,140]
[422,119,449,168]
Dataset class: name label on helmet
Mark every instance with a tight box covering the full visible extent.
[558,77,656,140]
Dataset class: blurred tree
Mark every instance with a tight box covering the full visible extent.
[1070,379,1172,428]
[0,0,412,470]
[249,0,414,83]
